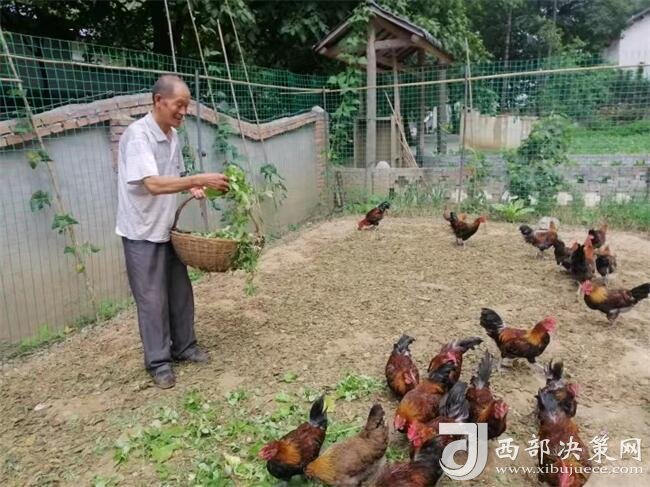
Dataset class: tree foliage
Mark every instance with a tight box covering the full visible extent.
[3,0,650,77]
[467,0,650,60]
[2,0,486,73]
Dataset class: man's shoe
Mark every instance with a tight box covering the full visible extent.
[152,369,176,389]
[177,347,210,363]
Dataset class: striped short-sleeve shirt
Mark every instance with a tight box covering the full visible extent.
[115,112,185,242]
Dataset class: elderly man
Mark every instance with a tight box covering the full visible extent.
[116,74,228,389]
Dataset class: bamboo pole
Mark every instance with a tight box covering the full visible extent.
[384,92,417,168]
[457,39,472,211]
[2,51,645,95]
[194,69,209,232]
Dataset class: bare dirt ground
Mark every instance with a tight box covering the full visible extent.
[1,216,649,486]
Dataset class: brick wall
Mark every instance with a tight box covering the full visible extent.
[311,107,329,208]
[109,116,134,170]
[0,93,323,151]
[0,95,331,212]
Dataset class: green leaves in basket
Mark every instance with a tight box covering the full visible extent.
[193,163,285,295]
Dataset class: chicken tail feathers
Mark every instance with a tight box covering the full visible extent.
[415,437,450,470]
[537,388,560,417]
[630,283,650,302]
[394,334,416,354]
[443,206,458,223]
[546,360,564,384]
[309,395,328,429]
[427,361,456,386]
[480,308,504,339]
[471,351,494,390]
[364,404,385,432]
[519,224,534,238]
[438,381,469,422]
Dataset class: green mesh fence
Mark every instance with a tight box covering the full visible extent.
[1,30,649,345]
[0,31,329,122]
[0,31,332,346]
[323,56,650,170]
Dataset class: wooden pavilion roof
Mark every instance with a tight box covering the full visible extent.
[313,1,454,70]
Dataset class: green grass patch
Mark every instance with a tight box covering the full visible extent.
[187,267,205,283]
[335,373,383,402]
[103,371,388,486]
[343,188,650,233]
[554,197,650,231]
[15,324,66,355]
[2,297,133,360]
[568,120,650,154]
[97,298,133,321]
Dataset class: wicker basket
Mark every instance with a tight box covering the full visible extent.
[170,196,239,272]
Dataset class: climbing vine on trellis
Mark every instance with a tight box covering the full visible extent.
[1,28,100,311]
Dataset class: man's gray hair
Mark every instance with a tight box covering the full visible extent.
[152,74,188,101]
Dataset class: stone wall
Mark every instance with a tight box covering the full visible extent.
[335,154,650,206]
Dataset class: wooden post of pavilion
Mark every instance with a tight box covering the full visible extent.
[417,50,426,166]
[312,1,454,171]
[392,52,401,167]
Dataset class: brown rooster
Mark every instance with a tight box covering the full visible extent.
[394,361,456,433]
[358,201,390,230]
[479,308,556,370]
[258,395,328,481]
[443,207,487,246]
[580,279,650,325]
[406,381,470,459]
[537,388,591,487]
[519,221,559,258]
[588,223,607,249]
[370,435,454,487]
[595,244,617,280]
[538,360,579,419]
[304,404,388,486]
[427,337,483,384]
[466,351,508,439]
[386,334,420,398]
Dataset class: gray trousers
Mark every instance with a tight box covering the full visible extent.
[122,237,196,372]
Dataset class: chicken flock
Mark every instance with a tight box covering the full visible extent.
[257,203,648,486]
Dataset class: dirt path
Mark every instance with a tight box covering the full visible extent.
[1,217,649,486]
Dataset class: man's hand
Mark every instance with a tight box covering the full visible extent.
[195,173,229,193]
[190,187,206,199]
